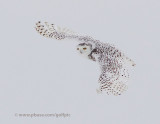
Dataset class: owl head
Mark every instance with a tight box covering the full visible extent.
[76,43,92,58]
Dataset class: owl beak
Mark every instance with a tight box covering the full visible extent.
[80,50,82,54]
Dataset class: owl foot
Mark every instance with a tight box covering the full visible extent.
[88,54,96,61]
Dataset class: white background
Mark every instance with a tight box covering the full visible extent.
[0,0,160,124]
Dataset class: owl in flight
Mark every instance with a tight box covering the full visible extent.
[35,21,135,96]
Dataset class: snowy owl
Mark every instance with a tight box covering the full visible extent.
[76,43,95,60]
[35,21,135,96]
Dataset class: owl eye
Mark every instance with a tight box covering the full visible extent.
[83,47,87,50]
[77,48,79,50]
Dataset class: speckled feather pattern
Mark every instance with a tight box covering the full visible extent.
[35,21,135,96]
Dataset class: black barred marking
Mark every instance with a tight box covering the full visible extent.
[35,21,135,96]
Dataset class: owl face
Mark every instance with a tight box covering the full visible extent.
[76,43,92,57]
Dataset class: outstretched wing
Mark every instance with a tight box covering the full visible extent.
[35,21,100,46]
[98,65,129,96]
[35,21,66,40]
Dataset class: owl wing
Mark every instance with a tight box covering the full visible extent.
[35,21,65,40]
[98,65,129,96]
[35,21,100,46]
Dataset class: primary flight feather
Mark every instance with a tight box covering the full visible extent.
[35,21,135,96]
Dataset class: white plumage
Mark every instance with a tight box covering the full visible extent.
[35,21,135,96]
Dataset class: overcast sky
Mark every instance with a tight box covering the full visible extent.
[0,0,160,124]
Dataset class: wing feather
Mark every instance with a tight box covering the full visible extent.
[98,65,129,96]
[35,21,100,46]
